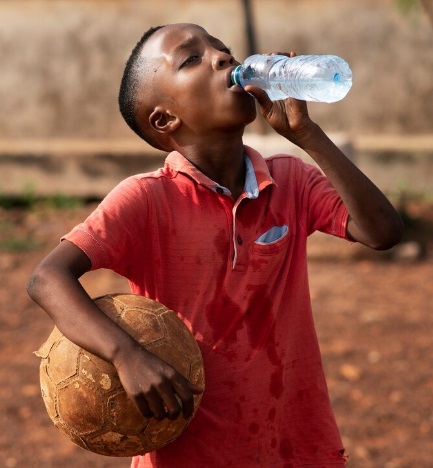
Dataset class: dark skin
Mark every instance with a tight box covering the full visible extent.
[28,23,403,422]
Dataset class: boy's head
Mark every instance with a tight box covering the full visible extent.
[118,23,256,151]
[118,25,165,148]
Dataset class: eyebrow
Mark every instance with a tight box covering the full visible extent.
[172,34,227,56]
[172,36,199,56]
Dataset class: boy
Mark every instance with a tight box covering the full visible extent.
[28,23,403,467]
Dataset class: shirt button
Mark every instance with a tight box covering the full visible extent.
[216,187,224,195]
[237,236,243,245]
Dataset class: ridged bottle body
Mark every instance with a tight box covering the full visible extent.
[231,54,352,103]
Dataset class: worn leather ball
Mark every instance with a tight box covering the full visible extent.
[36,293,204,457]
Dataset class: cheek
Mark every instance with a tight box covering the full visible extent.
[176,74,208,98]
[173,80,257,127]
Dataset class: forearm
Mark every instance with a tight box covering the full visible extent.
[28,260,138,366]
[291,124,404,249]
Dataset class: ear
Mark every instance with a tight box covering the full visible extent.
[149,107,181,134]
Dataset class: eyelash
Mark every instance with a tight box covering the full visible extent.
[181,47,233,68]
[181,55,199,67]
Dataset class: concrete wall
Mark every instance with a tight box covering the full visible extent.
[3,133,432,198]
[1,0,433,141]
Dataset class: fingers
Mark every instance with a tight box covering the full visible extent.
[133,390,180,421]
[133,387,184,421]
[133,376,203,422]
[133,395,153,419]
[173,380,204,420]
[268,51,296,57]
[161,391,183,421]
[118,348,204,422]
[147,388,172,420]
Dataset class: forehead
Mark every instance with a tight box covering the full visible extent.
[142,23,223,62]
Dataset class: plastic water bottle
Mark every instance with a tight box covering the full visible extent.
[231,54,352,103]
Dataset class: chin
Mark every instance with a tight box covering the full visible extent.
[248,108,258,122]
[238,101,257,125]
[244,110,258,126]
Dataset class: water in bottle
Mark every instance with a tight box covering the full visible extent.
[230,54,352,103]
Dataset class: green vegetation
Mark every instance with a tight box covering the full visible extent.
[0,218,39,253]
[0,193,86,253]
[0,236,39,252]
[396,0,420,15]
[0,193,84,210]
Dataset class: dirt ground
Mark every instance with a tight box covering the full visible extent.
[1,200,432,468]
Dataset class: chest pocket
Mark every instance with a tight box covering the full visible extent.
[253,225,290,255]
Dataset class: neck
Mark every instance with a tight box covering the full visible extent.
[173,132,246,199]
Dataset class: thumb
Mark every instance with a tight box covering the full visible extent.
[244,85,273,110]
[188,381,204,394]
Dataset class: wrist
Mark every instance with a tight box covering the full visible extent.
[287,121,324,151]
[110,332,142,370]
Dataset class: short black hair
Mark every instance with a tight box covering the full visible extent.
[118,25,165,144]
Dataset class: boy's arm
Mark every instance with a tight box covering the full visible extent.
[284,124,404,249]
[246,65,404,250]
[28,240,202,420]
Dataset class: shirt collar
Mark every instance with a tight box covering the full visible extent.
[243,155,259,198]
[165,145,275,197]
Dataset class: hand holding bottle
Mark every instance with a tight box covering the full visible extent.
[245,52,320,148]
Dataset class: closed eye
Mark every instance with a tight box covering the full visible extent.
[180,55,200,68]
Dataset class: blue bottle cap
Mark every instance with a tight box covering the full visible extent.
[230,65,242,87]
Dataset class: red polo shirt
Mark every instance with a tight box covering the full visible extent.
[64,146,349,467]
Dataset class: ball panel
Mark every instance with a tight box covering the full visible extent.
[109,293,163,311]
[107,391,148,434]
[162,311,202,360]
[35,326,63,359]
[46,337,80,384]
[120,308,167,346]
[54,419,88,451]
[39,363,59,421]
[86,431,145,457]
[78,352,122,393]
[57,378,104,435]
[144,415,190,449]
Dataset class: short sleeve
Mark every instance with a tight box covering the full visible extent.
[296,160,350,239]
[62,176,149,276]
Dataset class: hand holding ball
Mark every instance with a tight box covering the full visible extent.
[36,294,205,457]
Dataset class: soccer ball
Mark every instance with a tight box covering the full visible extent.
[35,293,205,457]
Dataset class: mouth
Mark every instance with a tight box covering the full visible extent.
[226,67,235,88]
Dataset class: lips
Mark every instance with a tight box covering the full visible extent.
[226,67,235,88]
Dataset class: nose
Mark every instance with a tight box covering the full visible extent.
[212,49,234,69]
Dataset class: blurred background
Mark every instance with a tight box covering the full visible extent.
[1,0,433,139]
[1,0,432,467]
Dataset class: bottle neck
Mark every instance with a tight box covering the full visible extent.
[230,65,242,87]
